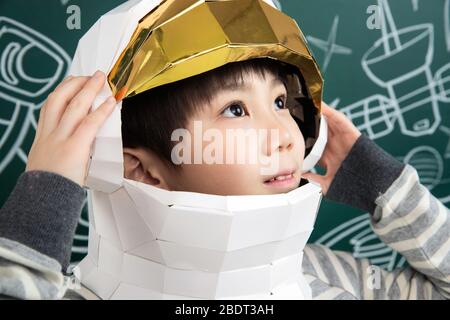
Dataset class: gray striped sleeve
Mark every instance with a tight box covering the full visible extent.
[303,165,449,300]
[371,165,450,299]
[0,171,86,271]
[0,238,66,300]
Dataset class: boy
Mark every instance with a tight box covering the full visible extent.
[121,58,307,196]
[0,66,448,299]
[0,0,449,299]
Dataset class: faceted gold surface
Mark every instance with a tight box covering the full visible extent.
[108,0,323,113]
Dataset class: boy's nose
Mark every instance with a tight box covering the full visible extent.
[264,118,294,156]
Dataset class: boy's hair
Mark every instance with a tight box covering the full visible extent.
[121,58,314,166]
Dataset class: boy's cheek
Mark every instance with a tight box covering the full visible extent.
[176,163,262,195]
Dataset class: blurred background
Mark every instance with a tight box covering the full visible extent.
[0,0,449,271]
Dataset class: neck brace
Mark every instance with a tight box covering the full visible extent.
[70,0,327,299]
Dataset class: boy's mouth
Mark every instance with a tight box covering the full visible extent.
[263,169,298,188]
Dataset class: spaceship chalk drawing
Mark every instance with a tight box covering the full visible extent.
[340,0,450,140]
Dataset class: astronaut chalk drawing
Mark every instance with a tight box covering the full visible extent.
[0,16,71,173]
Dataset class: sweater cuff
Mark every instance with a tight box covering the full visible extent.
[0,171,85,271]
[326,134,405,214]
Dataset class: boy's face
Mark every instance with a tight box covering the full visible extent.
[124,71,306,195]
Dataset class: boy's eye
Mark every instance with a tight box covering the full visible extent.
[222,103,246,118]
[274,95,287,110]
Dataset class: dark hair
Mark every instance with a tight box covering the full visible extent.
[121,58,315,165]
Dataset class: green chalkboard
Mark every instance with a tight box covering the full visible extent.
[0,0,449,271]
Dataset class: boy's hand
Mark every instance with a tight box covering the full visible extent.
[303,102,361,194]
[26,71,116,187]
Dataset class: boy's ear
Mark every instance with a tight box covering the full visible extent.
[123,147,171,190]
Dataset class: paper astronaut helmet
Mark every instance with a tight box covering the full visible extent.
[70,0,326,299]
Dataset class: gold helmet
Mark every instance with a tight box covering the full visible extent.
[108,0,324,157]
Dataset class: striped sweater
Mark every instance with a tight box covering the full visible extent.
[0,135,448,299]
[303,165,449,299]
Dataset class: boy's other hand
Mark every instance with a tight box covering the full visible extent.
[26,71,116,187]
[303,102,361,194]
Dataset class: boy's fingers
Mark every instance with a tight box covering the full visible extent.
[322,102,341,117]
[323,109,341,128]
[34,104,46,142]
[325,117,336,137]
[40,76,90,138]
[321,105,340,135]
[34,75,71,140]
[303,172,331,194]
[56,71,107,138]
[58,75,74,87]
[303,172,325,186]
[72,96,116,145]
[322,103,349,126]
[321,103,336,119]
[317,155,329,169]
